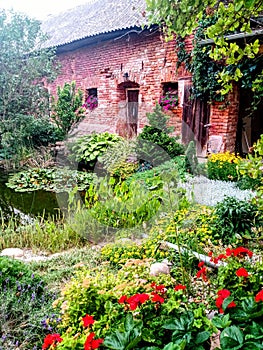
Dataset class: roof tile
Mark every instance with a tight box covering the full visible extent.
[41,0,147,48]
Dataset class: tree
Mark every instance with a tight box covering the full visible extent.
[146,0,263,96]
[0,9,60,157]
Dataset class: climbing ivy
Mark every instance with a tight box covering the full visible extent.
[146,0,263,97]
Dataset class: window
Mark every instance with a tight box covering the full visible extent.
[159,82,178,110]
[83,88,98,110]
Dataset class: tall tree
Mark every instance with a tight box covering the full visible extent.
[0,9,60,156]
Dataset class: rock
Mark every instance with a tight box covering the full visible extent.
[150,262,170,276]
[1,248,24,258]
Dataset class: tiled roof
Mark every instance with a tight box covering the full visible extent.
[41,0,148,48]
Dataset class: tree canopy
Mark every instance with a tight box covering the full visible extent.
[0,9,60,157]
[146,0,263,96]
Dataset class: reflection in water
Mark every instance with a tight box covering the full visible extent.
[0,171,61,223]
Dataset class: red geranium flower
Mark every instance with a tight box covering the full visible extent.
[151,293,165,303]
[174,284,186,291]
[151,283,166,294]
[217,289,231,299]
[198,261,205,268]
[215,289,236,314]
[196,267,207,281]
[236,267,249,278]
[42,334,63,349]
[84,333,103,350]
[226,247,253,258]
[255,290,263,302]
[118,295,128,304]
[127,293,149,310]
[82,314,95,327]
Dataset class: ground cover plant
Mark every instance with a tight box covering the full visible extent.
[0,256,60,350]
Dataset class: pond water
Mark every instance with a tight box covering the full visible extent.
[0,171,63,222]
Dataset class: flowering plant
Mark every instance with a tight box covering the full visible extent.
[82,95,98,111]
[159,92,178,110]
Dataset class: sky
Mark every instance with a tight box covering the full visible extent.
[0,0,91,19]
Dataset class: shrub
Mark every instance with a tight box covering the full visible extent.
[207,152,241,181]
[99,139,138,180]
[185,140,199,175]
[145,102,174,134]
[51,81,86,138]
[85,176,163,229]
[137,126,185,163]
[69,132,122,170]
[214,196,262,245]
[237,135,263,191]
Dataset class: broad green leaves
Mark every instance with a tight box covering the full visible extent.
[146,0,263,96]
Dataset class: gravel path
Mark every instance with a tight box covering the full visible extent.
[179,175,255,207]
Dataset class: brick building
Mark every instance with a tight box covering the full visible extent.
[41,0,263,155]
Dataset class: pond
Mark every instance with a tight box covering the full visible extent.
[0,171,63,222]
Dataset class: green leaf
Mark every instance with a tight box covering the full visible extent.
[195,331,210,344]
[212,314,231,329]
[220,326,244,349]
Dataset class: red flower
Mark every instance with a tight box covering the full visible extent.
[215,289,236,314]
[174,284,186,291]
[127,293,149,310]
[196,267,207,281]
[118,295,128,304]
[82,314,95,327]
[151,293,165,303]
[236,267,249,278]
[151,283,166,294]
[225,247,253,258]
[255,290,263,302]
[42,334,63,349]
[217,289,231,299]
[84,333,103,350]
[198,261,205,268]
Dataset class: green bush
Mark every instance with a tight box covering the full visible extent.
[51,81,86,138]
[214,196,262,244]
[85,176,163,229]
[99,139,138,180]
[138,126,185,162]
[0,115,61,160]
[69,132,122,170]
[145,102,174,134]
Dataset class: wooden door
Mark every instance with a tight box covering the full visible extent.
[126,89,139,137]
[182,80,210,154]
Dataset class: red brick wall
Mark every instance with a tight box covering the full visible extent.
[209,85,239,152]
[47,29,240,153]
[47,30,185,138]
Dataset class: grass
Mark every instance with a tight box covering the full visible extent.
[29,246,102,290]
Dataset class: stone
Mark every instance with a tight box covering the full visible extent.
[150,262,170,276]
[1,248,24,258]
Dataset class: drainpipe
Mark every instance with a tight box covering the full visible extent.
[161,241,227,268]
